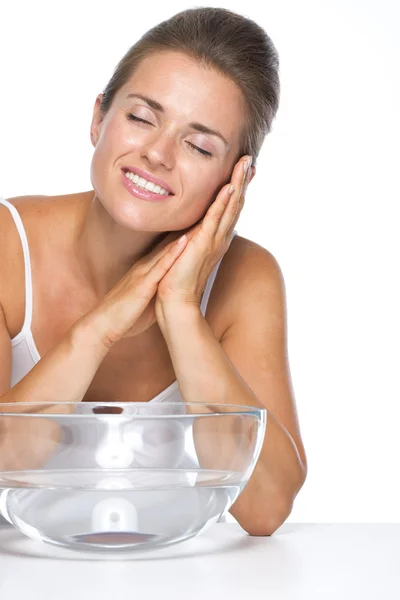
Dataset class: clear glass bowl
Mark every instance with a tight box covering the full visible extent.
[0,401,266,555]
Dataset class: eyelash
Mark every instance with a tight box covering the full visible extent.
[127,113,213,159]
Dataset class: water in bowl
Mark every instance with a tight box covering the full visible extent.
[0,468,243,553]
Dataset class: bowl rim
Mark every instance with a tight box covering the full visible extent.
[0,401,266,418]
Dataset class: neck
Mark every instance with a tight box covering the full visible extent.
[74,190,167,299]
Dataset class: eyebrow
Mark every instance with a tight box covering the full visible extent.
[126,93,230,149]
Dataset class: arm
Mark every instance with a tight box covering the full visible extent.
[0,315,112,469]
[156,247,307,536]
[1,316,109,406]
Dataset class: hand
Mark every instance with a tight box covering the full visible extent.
[155,154,253,313]
[88,230,189,349]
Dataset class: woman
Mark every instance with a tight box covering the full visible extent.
[0,7,307,536]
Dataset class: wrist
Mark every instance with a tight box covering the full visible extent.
[69,310,114,361]
[156,300,203,331]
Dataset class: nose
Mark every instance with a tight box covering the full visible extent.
[140,130,176,170]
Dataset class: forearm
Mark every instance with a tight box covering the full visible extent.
[1,313,109,407]
[157,303,306,535]
[0,312,110,469]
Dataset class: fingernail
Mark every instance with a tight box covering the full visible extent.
[246,156,252,171]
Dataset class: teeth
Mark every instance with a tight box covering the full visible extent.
[125,171,170,195]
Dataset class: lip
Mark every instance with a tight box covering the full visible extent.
[121,170,172,202]
[120,165,174,195]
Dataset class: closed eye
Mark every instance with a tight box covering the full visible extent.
[186,142,212,158]
[127,114,151,125]
[127,113,213,159]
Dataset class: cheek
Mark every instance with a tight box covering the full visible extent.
[97,118,134,157]
[90,135,116,193]
[180,181,218,223]
[90,120,133,188]
[193,174,215,197]
[89,146,106,193]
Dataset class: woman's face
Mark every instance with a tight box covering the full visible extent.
[90,50,248,232]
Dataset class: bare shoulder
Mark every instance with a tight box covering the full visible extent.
[225,234,284,303]
[0,194,70,222]
[208,234,283,338]
[0,196,41,273]
[225,234,281,276]
[0,194,73,316]
[0,192,83,243]
[0,195,62,241]
[0,193,63,269]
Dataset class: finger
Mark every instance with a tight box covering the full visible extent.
[149,235,188,281]
[238,156,252,205]
[138,230,187,271]
[218,156,251,236]
[202,155,249,242]
[232,156,252,221]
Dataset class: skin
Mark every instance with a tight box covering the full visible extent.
[0,48,257,402]
[78,50,255,298]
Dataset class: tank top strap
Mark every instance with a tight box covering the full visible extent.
[200,229,238,317]
[0,197,34,333]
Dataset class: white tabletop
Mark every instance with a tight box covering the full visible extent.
[0,519,399,599]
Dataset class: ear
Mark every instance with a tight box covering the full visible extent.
[90,93,105,147]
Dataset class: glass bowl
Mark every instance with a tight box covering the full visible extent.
[0,401,266,555]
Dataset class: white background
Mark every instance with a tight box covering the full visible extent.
[0,0,399,522]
